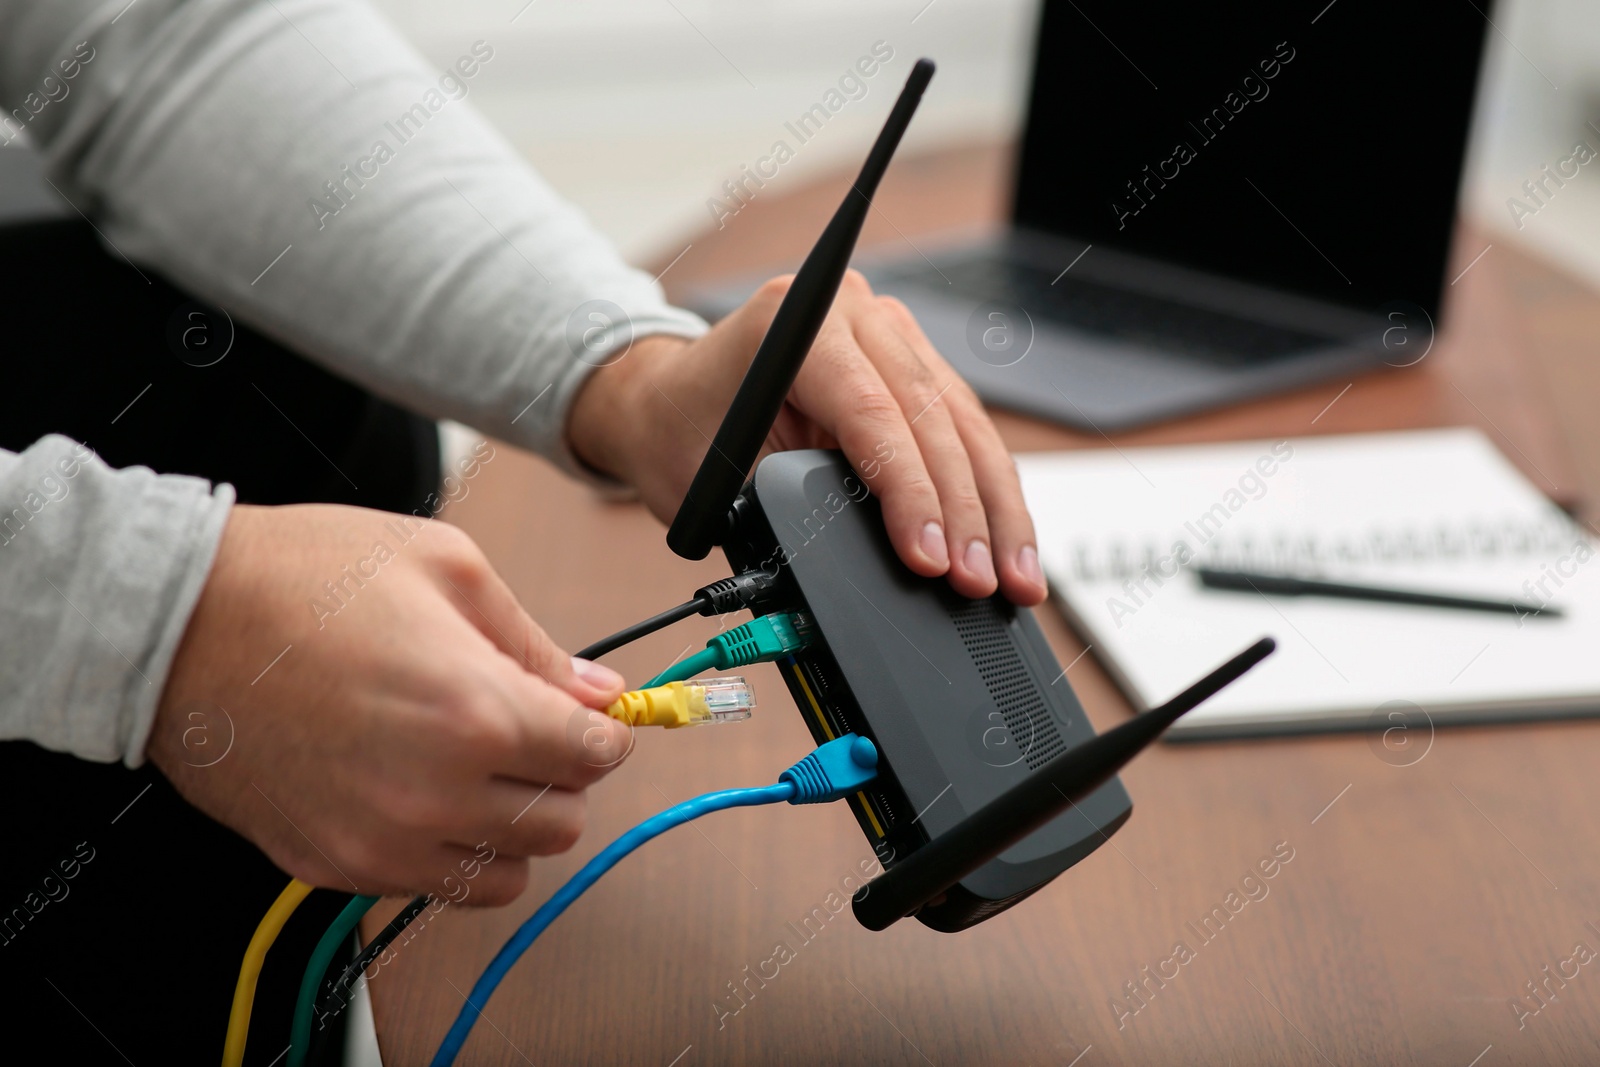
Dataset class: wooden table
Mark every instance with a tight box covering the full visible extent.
[371,142,1600,1066]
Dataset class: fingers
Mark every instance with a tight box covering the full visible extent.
[264,773,591,903]
[476,777,590,858]
[437,843,528,908]
[274,835,530,907]
[789,271,1046,603]
[788,322,949,579]
[421,526,633,784]
[403,774,591,870]
[949,395,1047,604]
[449,659,632,791]
[849,308,998,598]
[878,297,1048,605]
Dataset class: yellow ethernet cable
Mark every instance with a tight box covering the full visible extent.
[224,877,314,1067]
[603,677,755,729]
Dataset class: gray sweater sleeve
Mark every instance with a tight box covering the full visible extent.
[0,0,709,764]
[0,437,234,765]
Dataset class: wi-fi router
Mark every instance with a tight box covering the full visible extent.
[665,59,1272,931]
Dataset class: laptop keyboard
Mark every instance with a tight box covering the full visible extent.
[881,252,1332,366]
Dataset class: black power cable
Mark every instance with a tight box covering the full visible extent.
[574,598,704,662]
[574,571,782,662]
[314,894,432,1025]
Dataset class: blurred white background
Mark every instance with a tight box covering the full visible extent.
[370,0,1036,261]
[376,0,1600,281]
[1465,0,1600,283]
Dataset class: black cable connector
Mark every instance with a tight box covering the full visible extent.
[692,570,781,616]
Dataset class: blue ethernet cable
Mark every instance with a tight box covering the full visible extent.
[428,733,880,1067]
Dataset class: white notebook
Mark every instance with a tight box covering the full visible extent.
[1015,428,1600,737]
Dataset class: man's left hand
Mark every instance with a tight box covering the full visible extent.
[567,270,1047,606]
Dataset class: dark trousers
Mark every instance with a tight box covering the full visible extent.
[0,219,441,1065]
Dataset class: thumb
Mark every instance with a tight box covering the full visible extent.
[562,654,627,708]
[504,610,625,709]
[436,537,625,707]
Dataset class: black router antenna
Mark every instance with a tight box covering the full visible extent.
[853,637,1277,931]
[667,58,937,561]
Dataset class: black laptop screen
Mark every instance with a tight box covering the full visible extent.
[1013,0,1490,316]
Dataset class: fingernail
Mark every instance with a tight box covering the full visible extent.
[920,521,949,568]
[964,540,996,587]
[571,656,624,690]
[1017,545,1046,592]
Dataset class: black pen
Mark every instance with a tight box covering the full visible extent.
[1195,566,1563,618]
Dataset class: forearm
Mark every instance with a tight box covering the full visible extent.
[0,436,233,766]
[0,0,705,477]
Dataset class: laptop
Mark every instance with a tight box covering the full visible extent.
[696,0,1493,430]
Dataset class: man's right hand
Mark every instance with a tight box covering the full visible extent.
[146,503,630,906]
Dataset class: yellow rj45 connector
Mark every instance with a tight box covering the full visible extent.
[603,676,756,729]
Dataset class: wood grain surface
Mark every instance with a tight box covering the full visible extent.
[368,142,1600,1066]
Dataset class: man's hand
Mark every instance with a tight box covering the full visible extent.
[568,271,1047,605]
[147,504,631,906]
